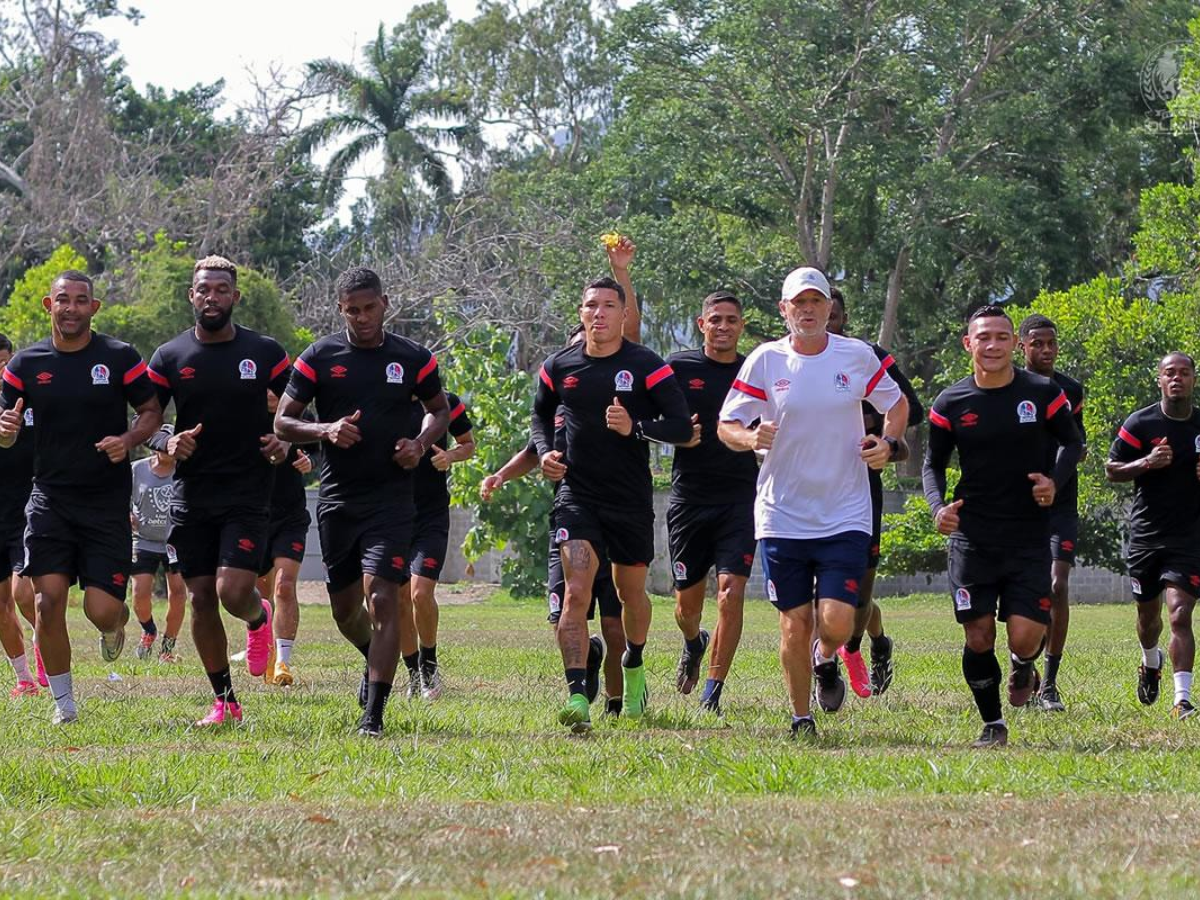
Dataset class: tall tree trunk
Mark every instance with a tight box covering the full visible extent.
[879,244,911,348]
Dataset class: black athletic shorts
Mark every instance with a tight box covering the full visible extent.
[552,497,654,568]
[947,537,1052,625]
[259,510,311,576]
[666,499,755,590]
[410,505,450,582]
[868,469,884,570]
[168,503,269,580]
[0,508,26,574]
[546,532,620,623]
[1127,546,1200,602]
[317,502,413,593]
[1048,507,1078,566]
[24,488,131,601]
[131,545,180,577]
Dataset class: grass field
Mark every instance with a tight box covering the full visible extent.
[1,589,1198,898]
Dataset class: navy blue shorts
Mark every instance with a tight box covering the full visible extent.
[760,531,870,611]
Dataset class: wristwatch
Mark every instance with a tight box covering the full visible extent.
[882,436,900,460]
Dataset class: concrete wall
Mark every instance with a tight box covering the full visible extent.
[298,488,1130,604]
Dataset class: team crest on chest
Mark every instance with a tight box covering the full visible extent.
[90,364,110,385]
[386,362,404,384]
[614,369,634,392]
[23,409,33,427]
[1016,400,1037,424]
[834,372,850,392]
[1194,435,1200,454]
[238,359,257,380]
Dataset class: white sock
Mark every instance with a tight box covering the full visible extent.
[814,648,837,667]
[8,654,32,683]
[276,639,294,665]
[1174,671,1192,705]
[46,672,75,712]
[985,718,1006,728]
[1143,646,1162,669]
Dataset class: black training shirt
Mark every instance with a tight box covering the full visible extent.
[0,405,35,520]
[411,392,472,515]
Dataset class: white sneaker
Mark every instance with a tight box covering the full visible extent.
[99,627,126,663]
[421,668,444,701]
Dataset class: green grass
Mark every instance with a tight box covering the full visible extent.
[0,591,1197,898]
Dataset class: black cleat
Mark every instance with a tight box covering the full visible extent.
[605,696,622,717]
[790,715,817,739]
[812,650,847,713]
[1172,699,1198,720]
[405,666,421,700]
[675,630,710,695]
[356,714,383,737]
[585,636,604,704]
[357,667,369,709]
[869,636,894,696]
[1138,662,1162,706]
[1036,682,1065,712]
[971,722,1009,748]
[1008,663,1039,708]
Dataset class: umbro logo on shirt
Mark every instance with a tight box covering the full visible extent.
[180,367,196,380]
[562,376,579,389]
[959,412,979,427]
[331,365,348,378]
[36,372,52,385]
[773,378,791,393]
[688,378,705,390]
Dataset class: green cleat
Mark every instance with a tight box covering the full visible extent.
[623,664,649,720]
[557,694,592,734]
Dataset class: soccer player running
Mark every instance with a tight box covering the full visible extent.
[147,256,292,727]
[0,334,42,696]
[826,288,923,698]
[719,267,908,738]
[666,291,758,715]
[532,276,691,733]
[257,390,314,687]
[0,270,162,723]
[923,306,1082,748]
[1106,352,1200,719]
[130,428,187,662]
[1018,314,1086,711]
[275,266,449,737]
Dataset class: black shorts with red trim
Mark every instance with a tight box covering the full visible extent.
[948,537,1052,625]
[131,545,180,577]
[666,498,755,590]
[546,532,620,623]
[168,502,269,580]
[1048,506,1078,566]
[410,505,450,582]
[868,469,883,570]
[551,495,654,569]
[24,488,131,601]
[1127,546,1200,602]
[317,502,413,592]
[260,510,311,576]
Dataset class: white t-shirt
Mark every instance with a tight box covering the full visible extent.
[719,334,902,540]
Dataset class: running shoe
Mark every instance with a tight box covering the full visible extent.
[1172,699,1198,720]
[420,667,443,701]
[270,660,294,687]
[557,693,592,734]
[195,698,242,727]
[99,626,126,663]
[1036,682,1065,712]
[405,667,421,700]
[869,636,895,696]
[699,681,722,717]
[135,631,155,661]
[790,715,817,738]
[245,599,274,678]
[623,664,649,720]
[9,680,38,698]
[675,630,710,695]
[356,714,384,737]
[605,696,622,717]
[971,722,1008,748]
[1007,663,1039,708]
[159,636,179,664]
[52,704,78,725]
[838,645,871,698]
[33,645,48,688]
[812,642,847,713]
[585,636,604,703]
[1138,660,1162,706]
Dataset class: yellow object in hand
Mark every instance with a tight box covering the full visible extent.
[600,232,622,250]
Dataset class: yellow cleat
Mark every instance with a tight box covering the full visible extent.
[269,659,294,687]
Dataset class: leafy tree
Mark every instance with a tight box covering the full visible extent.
[0,244,91,348]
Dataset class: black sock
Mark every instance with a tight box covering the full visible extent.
[206,667,237,705]
[403,652,420,674]
[247,612,267,632]
[1044,653,1061,686]
[355,641,371,661]
[845,634,863,654]
[606,696,622,715]
[419,644,438,673]
[962,647,1003,723]
[365,680,392,720]
[701,679,724,705]
[140,617,157,637]
[623,641,645,669]
[870,632,890,656]
[565,667,587,697]
[684,633,705,657]
[586,637,602,669]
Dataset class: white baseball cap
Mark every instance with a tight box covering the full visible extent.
[781,267,831,301]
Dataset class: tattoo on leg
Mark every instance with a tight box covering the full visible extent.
[564,540,592,571]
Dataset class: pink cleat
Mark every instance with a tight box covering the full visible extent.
[33,645,48,688]
[9,680,39,699]
[245,599,274,678]
[195,698,243,727]
[838,646,872,698]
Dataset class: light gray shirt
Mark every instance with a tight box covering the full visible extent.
[131,457,175,552]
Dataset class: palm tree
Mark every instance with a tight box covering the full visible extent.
[298,6,475,209]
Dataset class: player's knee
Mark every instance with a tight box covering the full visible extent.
[1168,603,1193,630]
[962,620,995,653]
[34,592,62,621]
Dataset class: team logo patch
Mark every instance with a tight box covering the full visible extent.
[614,370,634,392]
[1195,435,1200,453]
[1131,577,1142,595]
[954,588,972,611]
[1017,400,1037,424]
[180,366,196,380]
[548,591,562,615]
[743,553,753,568]
[112,573,126,586]
[773,378,791,393]
[331,365,348,378]
[391,556,406,570]
[1191,574,1200,589]
[562,376,580,389]
[238,359,257,380]
[555,528,569,543]
[1061,539,1075,552]
[166,544,178,565]
[36,371,52,385]
[22,408,33,427]
[290,542,304,554]
[689,378,705,390]
[1039,597,1052,611]
[90,364,109,385]
[834,372,850,392]
[554,415,565,428]
[959,412,978,427]
[423,557,439,570]
[386,362,404,384]
[844,578,859,595]
[237,538,256,553]
[766,579,778,603]
[673,561,687,581]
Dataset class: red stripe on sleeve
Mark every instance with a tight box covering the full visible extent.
[645,364,674,389]
[880,354,896,370]
[1118,427,1142,450]
[539,366,554,391]
[929,409,952,430]
[417,355,438,383]
[732,379,767,401]
[2,368,24,391]
[270,355,290,380]
[123,360,148,385]
[294,357,317,382]
[864,363,887,397]
[449,401,466,420]
[1046,391,1068,419]
[147,367,169,387]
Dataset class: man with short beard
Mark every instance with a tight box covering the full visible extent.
[147,256,292,726]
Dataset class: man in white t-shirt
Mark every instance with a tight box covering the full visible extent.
[718,267,910,738]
